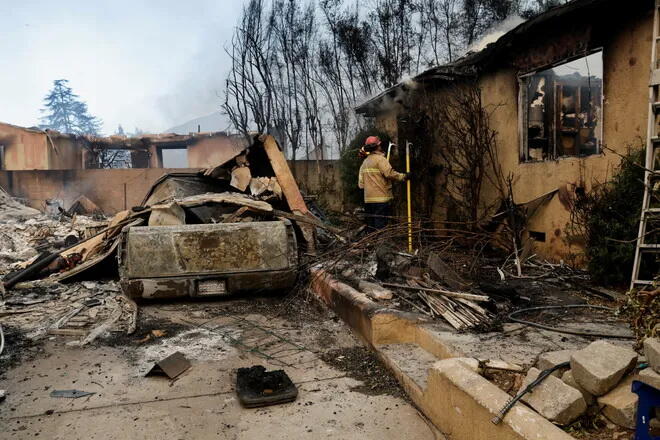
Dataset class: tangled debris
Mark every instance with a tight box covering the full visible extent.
[1,186,138,347]
[311,213,631,339]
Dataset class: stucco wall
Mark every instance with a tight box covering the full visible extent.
[0,123,49,170]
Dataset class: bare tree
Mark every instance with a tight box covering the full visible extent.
[369,0,418,88]
[222,0,545,158]
[223,0,277,140]
[418,0,462,64]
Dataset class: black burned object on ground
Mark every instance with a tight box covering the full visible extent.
[97,315,188,347]
[146,351,191,379]
[320,346,405,398]
[0,325,44,376]
[236,365,298,408]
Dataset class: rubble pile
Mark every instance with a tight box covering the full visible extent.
[484,337,660,433]
[326,246,519,331]
[2,280,136,343]
[1,134,316,347]
[0,187,136,345]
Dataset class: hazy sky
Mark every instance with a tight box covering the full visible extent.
[0,0,244,134]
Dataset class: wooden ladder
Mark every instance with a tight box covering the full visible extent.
[631,0,660,289]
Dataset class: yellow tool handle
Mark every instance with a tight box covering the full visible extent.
[405,142,412,253]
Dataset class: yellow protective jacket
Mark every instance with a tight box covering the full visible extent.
[358,151,406,203]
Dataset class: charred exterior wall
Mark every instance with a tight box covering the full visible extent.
[373,2,653,263]
[47,136,85,169]
[0,123,49,170]
[478,4,653,263]
[0,168,194,213]
[0,160,342,214]
[0,123,85,170]
[0,124,248,171]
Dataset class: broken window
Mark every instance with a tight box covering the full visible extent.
[520,51,603,161]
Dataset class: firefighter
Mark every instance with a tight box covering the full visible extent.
[358,136,409,230]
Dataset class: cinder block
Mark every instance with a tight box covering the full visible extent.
[644,338,660,373]
[561,370,595,406]
[571,340,637,396]
[521,367,587,425]
[598,375,638,429]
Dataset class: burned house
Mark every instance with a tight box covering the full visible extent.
[0,122,342,214]
[0,121,245,170]
[356,0,653,263]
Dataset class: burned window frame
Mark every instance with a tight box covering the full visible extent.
[518,50,604,162]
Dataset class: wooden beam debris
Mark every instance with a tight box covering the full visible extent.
[381,282,489,302]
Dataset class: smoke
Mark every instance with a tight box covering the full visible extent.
[468,15,526,53]
[153,34,231,133]
[370,75,420,114]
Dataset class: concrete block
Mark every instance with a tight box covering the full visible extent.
[521,367,587,425]
[597,375,638,429]
[571,340,637,396]
[561,370,595,406]
[644,337,660,373]
[638,367,660,390]
[537,350,573,377]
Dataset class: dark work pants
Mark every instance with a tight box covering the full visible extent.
[364,202,392,231]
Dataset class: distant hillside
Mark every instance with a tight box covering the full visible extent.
[165,111,228,134]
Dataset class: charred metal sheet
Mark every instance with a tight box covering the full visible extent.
[146,352,191,379]
[141,173,231,207]
[123,221,295,279]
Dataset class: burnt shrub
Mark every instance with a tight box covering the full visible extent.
[571,146,645,286]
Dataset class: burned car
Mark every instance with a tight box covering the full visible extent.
[118,216,299,299]
[118,134,314,299]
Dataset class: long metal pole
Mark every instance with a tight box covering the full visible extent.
[405,141,412,253]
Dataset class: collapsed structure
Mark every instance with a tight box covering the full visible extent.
[2,134,316,320]
[0,121,245,170]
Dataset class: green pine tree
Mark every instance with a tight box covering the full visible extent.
[40,79,103,135]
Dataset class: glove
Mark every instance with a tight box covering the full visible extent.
[404,172,412,181]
